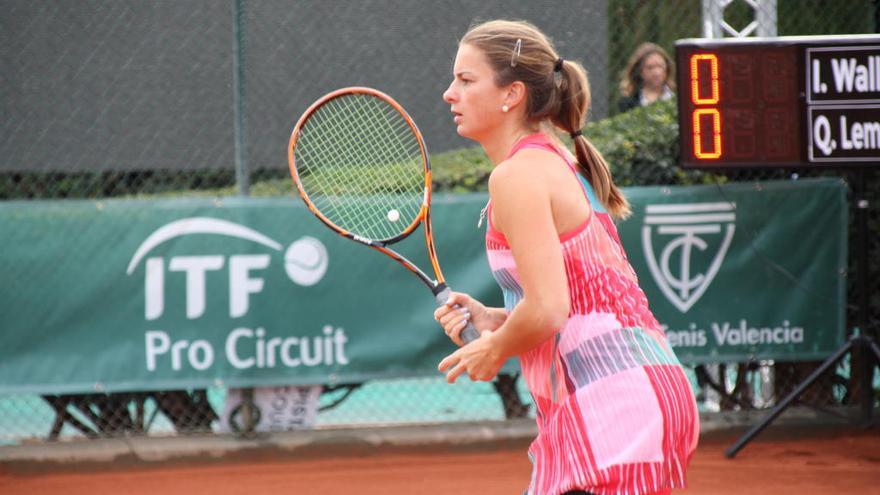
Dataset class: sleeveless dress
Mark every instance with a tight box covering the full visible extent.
[485,133,699,495]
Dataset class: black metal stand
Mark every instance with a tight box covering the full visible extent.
[725,169,878,459]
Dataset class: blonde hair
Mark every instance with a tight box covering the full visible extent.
[619,42,675,97]
[461,20,630,219]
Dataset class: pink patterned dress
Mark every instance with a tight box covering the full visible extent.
[485,133,699,495]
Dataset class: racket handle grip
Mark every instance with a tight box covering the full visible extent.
[434,286,480,344]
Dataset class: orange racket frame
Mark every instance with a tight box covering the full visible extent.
[287,87,445,293]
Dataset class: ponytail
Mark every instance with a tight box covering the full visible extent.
[556,60,631,220]
[571,134,631,220]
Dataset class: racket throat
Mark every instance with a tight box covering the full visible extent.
[432,282,451,304]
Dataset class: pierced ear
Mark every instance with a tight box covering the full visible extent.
[505,81,527,109]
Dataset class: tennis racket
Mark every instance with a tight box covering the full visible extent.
[287,86,479,344]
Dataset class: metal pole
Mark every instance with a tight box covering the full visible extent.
[702,0,721,38]
[855,170,874,423]
[232,0,249,196]
[702,0,778,38]
[231,0,255,432]
[755,0,778,37]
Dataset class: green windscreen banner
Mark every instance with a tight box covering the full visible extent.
[622,178,846,364]
[0,178,846,394]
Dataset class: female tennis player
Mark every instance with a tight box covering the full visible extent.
[434,20,699,495]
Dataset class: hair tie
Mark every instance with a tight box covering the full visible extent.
[554,57,565,72]
[570,130,583,138]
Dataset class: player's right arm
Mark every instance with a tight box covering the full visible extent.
[476,153,571,356]
[434,291,506,345]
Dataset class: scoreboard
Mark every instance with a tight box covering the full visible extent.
[675,35,880,168]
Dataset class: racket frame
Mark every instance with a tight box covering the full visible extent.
[288,87,447,295]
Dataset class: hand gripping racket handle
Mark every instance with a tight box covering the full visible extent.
[434,286,480,344]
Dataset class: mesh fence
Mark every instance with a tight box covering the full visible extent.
[1,0,878,445]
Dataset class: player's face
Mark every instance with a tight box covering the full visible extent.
[640,52,668,90]
[443,43,507,142]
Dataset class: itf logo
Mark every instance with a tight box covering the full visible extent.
[126,217,329,320]
[641,202,736,313]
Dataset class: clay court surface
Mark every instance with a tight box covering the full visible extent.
[1,424,878,495]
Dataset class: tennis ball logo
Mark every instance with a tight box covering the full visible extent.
[284,236,328,286]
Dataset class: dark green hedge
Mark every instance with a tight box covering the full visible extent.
[430,99,716,192]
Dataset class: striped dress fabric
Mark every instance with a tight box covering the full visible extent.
[485,134,699,495]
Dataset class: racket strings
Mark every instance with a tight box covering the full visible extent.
[294,93,426,241]
[302,98,410,186]
[332,100,402,195]
[328,98,417,196]
[305,100,416,237]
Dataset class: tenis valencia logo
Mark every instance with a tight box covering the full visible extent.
[641,202,735,313]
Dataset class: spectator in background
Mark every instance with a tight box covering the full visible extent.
[617,42,675,114]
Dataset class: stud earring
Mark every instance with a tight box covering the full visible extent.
[502,104,509,113]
